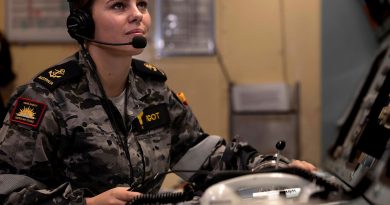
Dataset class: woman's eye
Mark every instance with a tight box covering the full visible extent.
[137,1,148,11]
[112,2,126,10]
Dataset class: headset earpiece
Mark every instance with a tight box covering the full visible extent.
[66,9,95,42]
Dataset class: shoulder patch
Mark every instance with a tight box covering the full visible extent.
[176,92,189,106]
[33,60,83,91]
[10,98,47,129]
[132,59,167,82]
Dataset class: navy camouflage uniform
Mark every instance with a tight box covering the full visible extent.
[0,51,266,205]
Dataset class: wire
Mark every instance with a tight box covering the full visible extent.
[215,46,233,85]
[79,43,136,186]
[127,184,194,205]
[133,167,343,194]
[128,167,358,204]
[279,0,289,84]
[325,169,375,205]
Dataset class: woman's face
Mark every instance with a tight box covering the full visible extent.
[91,0,151,55]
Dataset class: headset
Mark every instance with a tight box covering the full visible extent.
[66,0,95,43]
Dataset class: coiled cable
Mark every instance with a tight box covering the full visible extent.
[127,184,194,205]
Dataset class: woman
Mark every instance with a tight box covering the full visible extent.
[0,0,316,204]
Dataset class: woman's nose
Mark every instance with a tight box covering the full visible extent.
[128,7,143,23]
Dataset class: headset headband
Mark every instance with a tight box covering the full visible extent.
[67,0,75,12]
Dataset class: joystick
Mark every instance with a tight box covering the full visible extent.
[252,140,290,172]
[275,140,286,169]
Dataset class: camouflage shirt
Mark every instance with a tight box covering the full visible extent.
[0,52,264,205]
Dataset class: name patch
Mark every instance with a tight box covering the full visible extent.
[10,98,47,129]
[134,104,170,131]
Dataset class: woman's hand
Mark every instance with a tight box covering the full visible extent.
[288,160,317,172]
[85,187,141,205]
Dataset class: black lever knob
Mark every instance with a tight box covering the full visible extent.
[276,140,286,151]
[275,140,286,170]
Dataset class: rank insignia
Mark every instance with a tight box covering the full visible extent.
[10,98,47,129]
[144,63,166,76]
[34,60,83,91]
[132,59,167,82]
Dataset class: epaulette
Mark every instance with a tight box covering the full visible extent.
[132,59,167,82]
[33,60,83,91]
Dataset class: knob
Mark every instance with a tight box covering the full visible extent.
[276,140,286,151]
[275,140,286,170]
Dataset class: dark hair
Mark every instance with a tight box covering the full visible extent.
[73,0,94,12]
[0,32,15,87]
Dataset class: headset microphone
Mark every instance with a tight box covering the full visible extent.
[74,34,147,48]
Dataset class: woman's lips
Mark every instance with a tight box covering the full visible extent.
[126,29,144,35]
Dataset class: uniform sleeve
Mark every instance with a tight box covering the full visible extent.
[167,89,269,182]
[167,89,212,165]
[0,84,86,205]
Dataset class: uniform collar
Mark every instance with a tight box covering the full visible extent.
[78,51,103,98]
[77,51,149,102]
